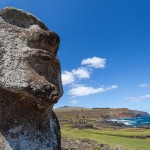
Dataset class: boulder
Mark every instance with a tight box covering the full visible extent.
[0,7,63,150]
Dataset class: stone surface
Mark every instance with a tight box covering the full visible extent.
[0,7,63,150]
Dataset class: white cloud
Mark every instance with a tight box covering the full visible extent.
[125,94,150,102]
[139,83,150,88]
[62,67,90,85]
[81,56,106,68]
[61,71,75,85]
[69,99,80,105]
[68,84,118,97]
[72,67,90,79]
[61,56,107,86]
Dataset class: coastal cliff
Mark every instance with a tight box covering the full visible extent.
[54,106,149,119]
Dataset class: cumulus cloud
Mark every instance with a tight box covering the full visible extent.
[72,67,90,79]
[125,95,150,102]
[139,83,150,88]
[61,56,118,98]
[61,56,107,85]
[81,56,106,68]
[69,99,80,105]
[61,71,75,85]
[68,85,118,97]
[61,67,90,85]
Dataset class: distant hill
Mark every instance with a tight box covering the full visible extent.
[132,110,150,118]
[54,106,149,120]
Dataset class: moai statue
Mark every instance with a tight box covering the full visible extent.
[82,115,85,124]
[76,116,80,127]
[85,118,87,124]
[0,7,63,150]
[72,118,76,123]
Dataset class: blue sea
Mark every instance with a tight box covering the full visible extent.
[110,116,150,127]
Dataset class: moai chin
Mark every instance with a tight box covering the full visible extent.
[0,7,63,150]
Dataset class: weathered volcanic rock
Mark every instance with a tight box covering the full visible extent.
[0,7,63,150]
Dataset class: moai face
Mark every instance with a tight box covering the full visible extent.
[0,8,63,109]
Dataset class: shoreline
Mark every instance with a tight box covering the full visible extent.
[106,116,150,128]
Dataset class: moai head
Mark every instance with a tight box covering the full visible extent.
[0,7,63,129]
[0,7,63,107]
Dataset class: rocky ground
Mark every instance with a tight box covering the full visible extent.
[61,138,123,150]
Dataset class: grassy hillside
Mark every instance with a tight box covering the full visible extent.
[61,123,150,150]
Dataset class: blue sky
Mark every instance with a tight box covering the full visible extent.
[1,0,150,113]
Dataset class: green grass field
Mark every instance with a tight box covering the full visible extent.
[61,123,150,150]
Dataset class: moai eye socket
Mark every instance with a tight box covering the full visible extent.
[27,30,60,55]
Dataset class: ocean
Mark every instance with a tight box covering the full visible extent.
[110,116,150,127]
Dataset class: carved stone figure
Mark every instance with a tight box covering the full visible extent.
[0,7,63,150]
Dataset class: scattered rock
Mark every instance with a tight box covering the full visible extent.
[73,123,93,129]
[61,138,115,150]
